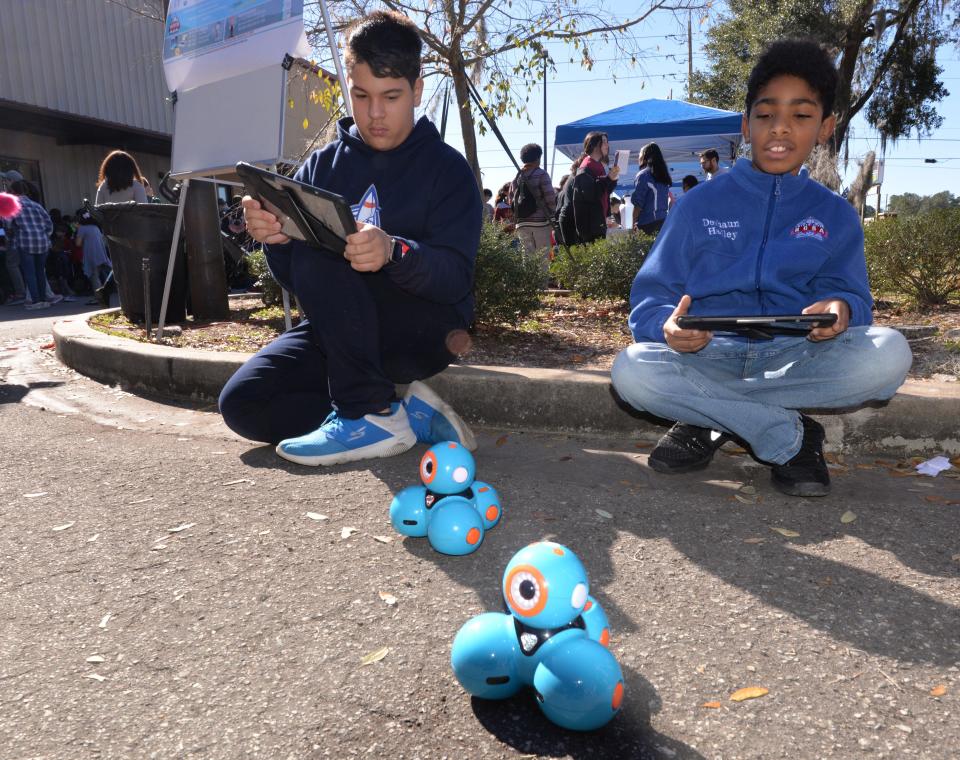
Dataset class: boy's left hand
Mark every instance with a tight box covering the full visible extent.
[344,223,390,272]
[803,298,850,341]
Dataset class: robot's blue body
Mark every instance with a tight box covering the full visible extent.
[389,442,501,555]
[450,542,624,731]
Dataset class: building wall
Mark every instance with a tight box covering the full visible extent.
[0,0,172,134]
[0,127,169,214]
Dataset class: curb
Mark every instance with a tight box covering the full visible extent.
[53,315,960,455]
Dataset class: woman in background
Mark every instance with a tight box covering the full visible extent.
[95,150,148,205]
[631,142,672,236]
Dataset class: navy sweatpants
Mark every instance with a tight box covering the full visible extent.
[218,244,468,444]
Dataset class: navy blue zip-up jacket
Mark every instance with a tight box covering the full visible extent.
[266,116,482,324]
[628,157,873,343]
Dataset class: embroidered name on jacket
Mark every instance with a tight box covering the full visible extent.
[702,217,740,240]
[790,217,828,240]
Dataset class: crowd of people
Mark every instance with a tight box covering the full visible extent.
[482,131,731,280]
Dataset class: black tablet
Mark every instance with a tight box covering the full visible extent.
[235,162,357,253]
[677,314,837,339]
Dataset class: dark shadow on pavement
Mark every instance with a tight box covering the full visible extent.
[470,665,705,759]
[0,381,64,405]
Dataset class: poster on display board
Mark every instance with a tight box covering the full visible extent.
[163,0,310,93]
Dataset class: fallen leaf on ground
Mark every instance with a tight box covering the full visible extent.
[373,535,393,544]
[379,591,398,606]
[840,511,857,524]
[84,673,107,682]
[634,442,653,449]
[730,686,769,702]
[770,527,800,538]
[951,553,960,563]
[734,494,757,504]
[495,435,509,447]
[24,492,48,498]
[167,522,196,533]
[99,614,112,629]
[930,684,948,697]
[222,478,254,486]
[305,512,328,521]
[595,509,613,519]
[87,534,99,543]
[855,464,876,470]
[739,485,757,495]
[701,701,722,709]
[86,655,106,663]
[341,527,359,539]
[886,470,914,478]
[52,522,76,532]
[743,537,765,544]
[360,647,390,665]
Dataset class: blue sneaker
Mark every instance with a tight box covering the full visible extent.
[402,380,477,451]
[276,402,416,466]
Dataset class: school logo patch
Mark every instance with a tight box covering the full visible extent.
[790,217,828,240]
[351,184,381,227]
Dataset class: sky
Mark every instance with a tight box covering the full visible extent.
[384,7,960,209]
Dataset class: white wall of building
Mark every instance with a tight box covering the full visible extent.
[0,0,172,135]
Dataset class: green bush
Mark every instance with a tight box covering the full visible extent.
[246,246,283,306]
[473,222,544,325]
[865,208,960,306]
[550,232,654,303]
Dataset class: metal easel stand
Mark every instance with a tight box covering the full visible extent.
[155,177,189,343]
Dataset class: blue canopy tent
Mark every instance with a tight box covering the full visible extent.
[553,99,743,198]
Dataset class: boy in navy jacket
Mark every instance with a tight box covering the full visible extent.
[611,40,912,496]
[221,11,481,467]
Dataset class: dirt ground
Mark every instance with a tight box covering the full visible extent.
[90,293,960,380]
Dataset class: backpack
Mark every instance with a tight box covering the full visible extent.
[511,170,539,220]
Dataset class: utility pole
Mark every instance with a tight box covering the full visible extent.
[543,56,548,173]
[687,12,693,99]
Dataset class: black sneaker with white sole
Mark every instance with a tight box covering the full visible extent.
[648,423,729,474]
[770,415,830,497]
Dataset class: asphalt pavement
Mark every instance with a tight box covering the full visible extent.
[1,314,959,759]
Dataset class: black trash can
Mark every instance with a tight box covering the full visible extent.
[89,202,188,324]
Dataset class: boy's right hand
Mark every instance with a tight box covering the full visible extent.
[663,294,712,352]
[242,196,290,245]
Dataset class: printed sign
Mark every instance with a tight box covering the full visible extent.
[163,0,309,92]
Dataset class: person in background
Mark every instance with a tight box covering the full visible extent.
[698,149,727,180]
[95,150,148,204]
[511,143,557,275]
[74,211,111,300]
[492,183,515,232]
[669,175,701,211]
[7,180,53,310]
[571,131,620,244]
[482,188,494,222]
[631,142,672,236]
[607,196,624,229]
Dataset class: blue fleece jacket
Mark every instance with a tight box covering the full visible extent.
[628,158,873,343]
[631,167,670,227]
[266,116,481,324]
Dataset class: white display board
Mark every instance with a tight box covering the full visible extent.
[164,0,309,93]
[170,60,337,178]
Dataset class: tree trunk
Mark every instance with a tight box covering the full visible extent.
[449,60,483,189]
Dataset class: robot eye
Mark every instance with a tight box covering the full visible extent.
[419,451,437,484]
[570,583,587,610]
[504,564,548,618]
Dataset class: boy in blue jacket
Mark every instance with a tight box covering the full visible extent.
[610,39,912,496]
[221,11,481,467]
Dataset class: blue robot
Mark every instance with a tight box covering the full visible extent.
[389,442,502,555]
[450,542,624,731]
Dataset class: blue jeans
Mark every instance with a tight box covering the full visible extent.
[610,326,912,464]
[19,251,47,303]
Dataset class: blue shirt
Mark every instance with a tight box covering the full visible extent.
[10,196,52,255]
[628,158,873,343]
[631,167,670,226]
